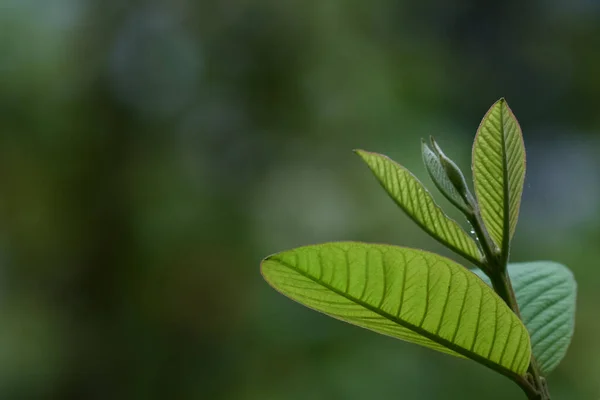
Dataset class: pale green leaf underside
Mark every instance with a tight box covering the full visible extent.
[262,242,531,376]
[355,150,482,265]
[422,141,470,213]
[473,262,576,374]
[472,99,526,251]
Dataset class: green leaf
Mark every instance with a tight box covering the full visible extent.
[421,139,471,215]
[472,98,526,255]
[355,150,483,265]
[473,262,576,374]
[261,242,532,377]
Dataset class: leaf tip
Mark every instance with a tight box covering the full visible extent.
[430,136,444,156]
[353,149,374,162]
[484,98,506,114]
[259,253,278,276]
[420,138,431,152]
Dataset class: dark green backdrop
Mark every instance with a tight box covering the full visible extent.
[1,1,598,399]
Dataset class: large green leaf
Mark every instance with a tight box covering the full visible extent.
[262,242,532,377]
[472,98,526,255]
[355,150,483,266]
[421,139,471,214]
[473,262,576,374]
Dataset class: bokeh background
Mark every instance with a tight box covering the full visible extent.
[1,1,599,399]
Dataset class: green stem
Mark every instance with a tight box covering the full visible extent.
[489,270,547,400]
[465,201,550,400]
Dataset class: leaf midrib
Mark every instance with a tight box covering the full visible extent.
[499,103,511,262]
[268,256,525,381]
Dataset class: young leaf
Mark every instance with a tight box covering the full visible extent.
[262,242,532,378]
[472,98,526,256]
[355,150,483,266]
[473,262,576,373]
[422,139,471,215]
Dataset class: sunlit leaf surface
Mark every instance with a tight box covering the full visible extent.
[356,150,482,265]
[472,99,526,253]
[262,242,531,376]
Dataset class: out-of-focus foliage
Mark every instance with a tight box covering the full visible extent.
[0,0,599,399]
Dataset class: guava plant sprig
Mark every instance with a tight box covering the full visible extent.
[260,99,577,400]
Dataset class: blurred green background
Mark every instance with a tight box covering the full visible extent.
[1,1,599,399]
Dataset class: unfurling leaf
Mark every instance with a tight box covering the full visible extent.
[422,138,472,215]
[355,150,483,265]
[262,242,532,377]
[472,98,526,255]
[473,261,576,374]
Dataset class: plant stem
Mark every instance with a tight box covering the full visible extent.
[466,203,550,400]
[489,270,548,400]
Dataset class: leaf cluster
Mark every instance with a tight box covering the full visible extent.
[260,99,576,399]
